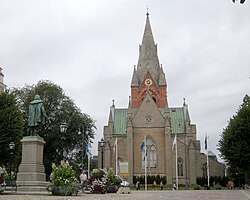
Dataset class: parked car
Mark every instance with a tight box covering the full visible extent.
[115,175,130,187]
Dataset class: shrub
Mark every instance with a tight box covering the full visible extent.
[107,169,120,186]
[193,184,201,190]
[49,160,78,196]
[214,183,222,190]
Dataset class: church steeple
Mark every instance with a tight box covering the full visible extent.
[136,12,161,86]
[130,12,168,109]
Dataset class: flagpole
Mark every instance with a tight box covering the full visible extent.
[145,135,147,191]
[206,134,210,188]
[115,137,118,175]
[87,140,90,179]
[175,133,178,191]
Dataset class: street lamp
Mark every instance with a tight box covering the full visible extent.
[60,122,68,134]
[9,142,15,182]
[100,138,105,169]
[60,122,67,159]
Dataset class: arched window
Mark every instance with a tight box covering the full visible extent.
[177,157,183,176]
[141,137,157,170]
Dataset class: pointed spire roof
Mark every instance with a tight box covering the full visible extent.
[131,65,139,86]
[158,65,167,86]
[136,12,161,87]
[183,98,191,122]
[108,100,115,123]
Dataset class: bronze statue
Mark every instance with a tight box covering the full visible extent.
[28,94,48,136]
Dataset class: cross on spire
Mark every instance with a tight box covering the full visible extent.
[146,6,149,16]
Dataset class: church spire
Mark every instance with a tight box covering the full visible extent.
[136,11,161,86]
[131,65,139,86]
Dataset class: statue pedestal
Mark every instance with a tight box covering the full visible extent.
[16,136,49,193]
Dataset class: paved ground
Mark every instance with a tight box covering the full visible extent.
[0,190,250,200]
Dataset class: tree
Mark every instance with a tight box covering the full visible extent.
[218,95,250,184]
[0,90,24,172]
[13,80,96,177]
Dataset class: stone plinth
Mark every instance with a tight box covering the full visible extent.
[16,136,49,192]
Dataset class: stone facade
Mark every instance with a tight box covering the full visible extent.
[98,13,225,185]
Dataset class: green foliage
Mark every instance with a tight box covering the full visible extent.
[218,95,250,176]
[214,183,222,190]
[12,80,96,177]
[193,184,201,190]
[91,168,107,179]
[50,160,78,196]
[196,176,228,187]
[133,175,167,185]
[107,169,121,186]
[0,90,23,171]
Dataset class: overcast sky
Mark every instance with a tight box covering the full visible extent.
[1,0,249,161]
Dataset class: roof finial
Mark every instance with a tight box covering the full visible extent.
[112,99,115,108]
[146,6,149,16]
[183,98,187,106]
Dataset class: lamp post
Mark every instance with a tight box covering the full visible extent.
[100,138,105,169]
[60,122,67,159]
[9,142,15,182]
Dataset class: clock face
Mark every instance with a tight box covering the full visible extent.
[145,78,152,86]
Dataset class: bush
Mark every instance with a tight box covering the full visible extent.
[107,169,121,186]
[49,160,78,196]
[214,183,222,190]
[193,184,201,190]
[133,175,166,185]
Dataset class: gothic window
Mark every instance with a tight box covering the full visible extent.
[177,157,184,176]
[141,137,157,170]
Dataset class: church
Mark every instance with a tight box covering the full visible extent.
[98,13,225,185]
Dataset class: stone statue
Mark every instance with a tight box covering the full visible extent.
[28,94,48,136]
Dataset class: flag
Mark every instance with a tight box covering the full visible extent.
[140,141,145,151]
[172,134,177,151]
[113,137,117,152]
[84,143,89,159]
[205,135,207,150]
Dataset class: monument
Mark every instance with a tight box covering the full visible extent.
[17,95,49,192]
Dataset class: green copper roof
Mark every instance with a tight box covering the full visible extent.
[112,107,185,135]
[113,109,127,135]
[170,107,185,134]
[208,151,216,157]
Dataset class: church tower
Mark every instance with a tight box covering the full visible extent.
[130,13,168,109]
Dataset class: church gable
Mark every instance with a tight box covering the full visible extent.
[132,92,165,128]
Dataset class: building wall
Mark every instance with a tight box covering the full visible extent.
[198,153,225,178]
[133,127,166,175]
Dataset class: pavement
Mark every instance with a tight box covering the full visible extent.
[0,190,250,200]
